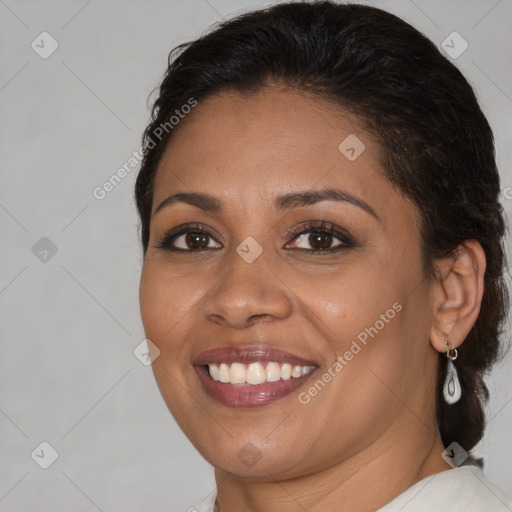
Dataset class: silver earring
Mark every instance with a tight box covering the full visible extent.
[443,339,461,404]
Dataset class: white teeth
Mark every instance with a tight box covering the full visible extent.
[219,363,230,383]
[209,364,220,381]
[281,363,292,380]
[266,362,281,382]
[291,365,302,378]
[246,362,266,385]
[207,361,315,385]
[230,362,246,384]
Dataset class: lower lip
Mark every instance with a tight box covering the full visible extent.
[194,365,316,408]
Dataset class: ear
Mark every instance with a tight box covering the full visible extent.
[429,240,486,352]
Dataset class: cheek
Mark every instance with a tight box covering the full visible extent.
[138,261,206,423]
[295,263,400,349]
[139,260,206,347]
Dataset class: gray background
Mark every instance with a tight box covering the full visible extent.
[0,0,511,510]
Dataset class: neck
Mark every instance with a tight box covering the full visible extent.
[213,420,450,512]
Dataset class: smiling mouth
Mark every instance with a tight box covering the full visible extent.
[193,346,318,407]
[207,361,316,385]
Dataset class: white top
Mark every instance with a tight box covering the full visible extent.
[193,466,512,511]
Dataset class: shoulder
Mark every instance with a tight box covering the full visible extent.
[378,466,512,512]
[189,467,511,512]
[190,491,216,512]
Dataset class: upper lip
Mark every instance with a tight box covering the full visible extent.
[193,345,318,367]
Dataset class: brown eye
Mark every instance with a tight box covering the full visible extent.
[155,225,223,251]
[185,232,209,249]
[309,232,333,250]
[289,230,343,251]
[285,221,355,253]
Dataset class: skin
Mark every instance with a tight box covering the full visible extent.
[139,87,486,512]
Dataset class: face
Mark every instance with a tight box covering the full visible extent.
[139,88,438,479]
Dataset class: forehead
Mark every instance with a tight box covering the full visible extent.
[157,87,366,167]
[152,88,402,220]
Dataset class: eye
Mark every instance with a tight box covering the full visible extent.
[285,220,354,253]
[154,221,354,253]
[155,223,222,252]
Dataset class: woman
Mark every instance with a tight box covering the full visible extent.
[134,2,511,510]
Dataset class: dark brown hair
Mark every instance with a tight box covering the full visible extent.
[134,1,510,461]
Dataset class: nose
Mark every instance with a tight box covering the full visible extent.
[201,249,293,329]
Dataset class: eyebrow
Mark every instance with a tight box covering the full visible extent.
[154,188,379,220]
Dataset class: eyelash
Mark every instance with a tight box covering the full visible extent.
[285,220,355,253]
[154,220,355,254]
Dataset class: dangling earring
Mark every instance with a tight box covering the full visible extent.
[443,338,461,404]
